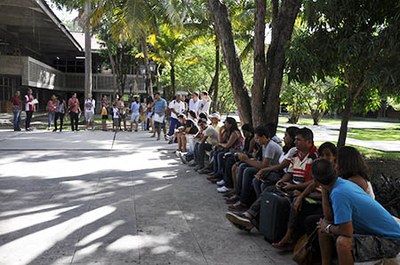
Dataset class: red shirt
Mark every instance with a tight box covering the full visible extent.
[11,96,20,106]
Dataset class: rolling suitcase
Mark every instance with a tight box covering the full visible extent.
[259,191,291,243]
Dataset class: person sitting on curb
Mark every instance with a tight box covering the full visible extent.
[227,125,283,211]
[225,127,318,231]
[193,118,219,173]
[313,159,400,265]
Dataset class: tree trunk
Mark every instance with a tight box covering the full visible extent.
[206,0,252,124]
[208,41,220,113]
[171,61,176,99]
[84,0,92,98]
[109,53,118,97]
[337,96,353,147]
[252,0,267,127]
[141,35,153,97]
[312,110,323,125]
[264,0,302,133]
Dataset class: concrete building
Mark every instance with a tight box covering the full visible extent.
[0,0,148,112]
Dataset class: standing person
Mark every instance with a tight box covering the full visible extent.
[47,95,57,130]
[151,92,167,140]
[24,88,35,131]
[54,96,66,132]
[84,94,95,130]
[313,159,400,265]
[130,96,140,132]
[68,93,80,131]
[167,94,186,144]
[112,103,120,132]
[100,102,108,131]
[118,97,127,131]
[140,97,148,131]
[188,92,200,112]
[197,91,211,115]
[11,90,22,131]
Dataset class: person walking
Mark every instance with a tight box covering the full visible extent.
[24,88,36,131]
[68,93,80,131]
[54,96,66,132]
[130,96,140,132]
[47,94,57,130]
[11,90,22,131]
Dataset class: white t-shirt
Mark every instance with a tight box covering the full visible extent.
[279,147,297,172]
[197,99,211,115]
[204,126,219,146]
[189,98,200,112]
[168,100,186,119]
[85,99,95,113]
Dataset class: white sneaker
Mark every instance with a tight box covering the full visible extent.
[217,186,231,193]
[216,179,225,186]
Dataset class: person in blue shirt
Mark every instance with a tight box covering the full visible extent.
[151,92,167,140]
[312,159,400,265]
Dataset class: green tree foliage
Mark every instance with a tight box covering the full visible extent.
[287,0,400,146]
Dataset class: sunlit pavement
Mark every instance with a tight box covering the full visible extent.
[0,130,295,265]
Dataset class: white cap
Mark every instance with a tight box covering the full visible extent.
[209,112,220,120]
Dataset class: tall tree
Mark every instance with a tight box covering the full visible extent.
[287,0,400,146]
[207,0,301,129]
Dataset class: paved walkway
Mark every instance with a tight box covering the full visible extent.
[0,130,294,265]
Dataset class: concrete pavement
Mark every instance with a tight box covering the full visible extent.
[0,130,295,265]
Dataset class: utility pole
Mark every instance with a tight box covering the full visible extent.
[84,0,92,98]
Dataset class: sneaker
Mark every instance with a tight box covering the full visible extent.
[179,153,188,164]
[225,212,253,231]
[168,139,174,144]
[217,186,231,193]
[188,160,197,167]
[194,165,203,172]
[216,179,225,186]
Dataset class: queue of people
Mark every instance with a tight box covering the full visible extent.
[175,119,400,264]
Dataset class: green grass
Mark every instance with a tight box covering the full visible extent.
[349,145,400,161]
[278,116,342,126]
[348,127,400,141]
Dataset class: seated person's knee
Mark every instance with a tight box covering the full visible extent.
[336,235,352,252]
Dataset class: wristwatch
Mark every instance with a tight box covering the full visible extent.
[325,224,332,234]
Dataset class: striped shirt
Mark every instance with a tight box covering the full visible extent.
[287,146,319,184]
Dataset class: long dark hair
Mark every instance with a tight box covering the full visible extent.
[337,146,370,181]
[224,117,240,137]
[283,126,299,154]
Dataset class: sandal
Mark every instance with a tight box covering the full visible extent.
[271,241,294,251]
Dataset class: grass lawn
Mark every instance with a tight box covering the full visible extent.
[348,127,400,141]
[278,116,342,126]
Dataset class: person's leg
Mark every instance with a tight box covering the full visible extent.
[235,163,248,197]
[74,113,79,131]
[223,156,236,188]
[48,111,52,129]
[25,111,32,130]
[319,230,334,265]
[168,117,177,137]
[54,113,59,131]
[336,236,354,265]
[59,113,64,131]
[216,151,226,177]
[252,178,263,198]
[13,111,18,130]
[155,121,161,140]
[239,167,258,206]
[16,110,21,130]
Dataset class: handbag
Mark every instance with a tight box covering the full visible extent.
[292,227,318,265]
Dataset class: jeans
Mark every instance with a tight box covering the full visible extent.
[48,111,55,128]
[54,112,65,131]
[212,150,226,178]
[25,111,33,130]
[70,112,79,131]
[194,142,212,168]
[235,163,251,197]
[167,117,179,137]
[13,110,21,130]
[239,167,258,205]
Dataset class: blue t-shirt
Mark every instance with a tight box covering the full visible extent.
[330,177,400,239]
[130,101,140,114]
[153,98,167,114]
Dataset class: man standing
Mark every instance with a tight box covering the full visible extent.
[11,90,21,131]
[68,93,80,131]
[130,96,140,132]
[151,92,167,140]
[84,94,95,130]
[197,91,211,115]
[313,159,400,265]
[24,88,35,131]
[167,94,186,144]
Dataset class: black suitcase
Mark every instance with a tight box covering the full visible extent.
[259,191,291,243]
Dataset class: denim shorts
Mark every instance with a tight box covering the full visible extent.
[352,234,400,262]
